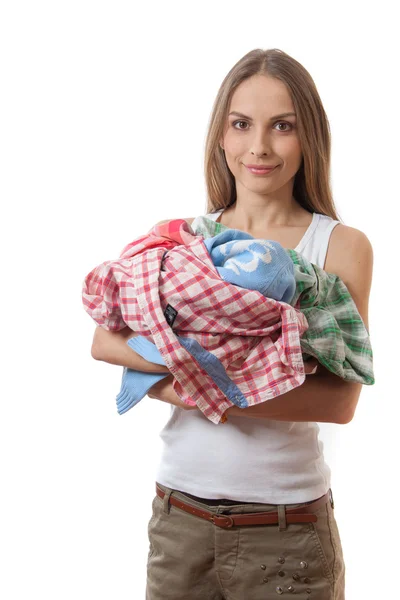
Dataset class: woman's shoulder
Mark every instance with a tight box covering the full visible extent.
[325,223,373,331]
[325,223,373,274]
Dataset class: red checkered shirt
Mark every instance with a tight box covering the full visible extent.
[82,219,309,424]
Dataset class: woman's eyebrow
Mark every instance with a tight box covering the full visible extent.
[228,111,297,121]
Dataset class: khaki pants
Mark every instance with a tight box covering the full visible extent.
[146,482,345,599]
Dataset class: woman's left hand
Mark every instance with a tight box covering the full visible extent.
[304,357,320,375]
[147,374,198,410]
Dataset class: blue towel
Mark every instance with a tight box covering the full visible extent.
[203,229,296,304]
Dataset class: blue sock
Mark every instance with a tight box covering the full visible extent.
[126,336,166,365]
[116,368,168,414]
[116,336,168,415]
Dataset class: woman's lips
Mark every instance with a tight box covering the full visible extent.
[245,165,277,175]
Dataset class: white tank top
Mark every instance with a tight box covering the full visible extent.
[155,210,341,503]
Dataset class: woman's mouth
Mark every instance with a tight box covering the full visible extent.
[245,165,278,176]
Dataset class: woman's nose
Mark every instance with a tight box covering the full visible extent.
[249,132,272,156]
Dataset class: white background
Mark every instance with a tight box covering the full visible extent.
[1,1,398,598]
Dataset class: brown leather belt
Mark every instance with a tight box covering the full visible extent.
[156,484,330,528]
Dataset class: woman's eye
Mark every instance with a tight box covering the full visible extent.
[232,120,249,130]
[275,122,293,132]
[232,120,293,132]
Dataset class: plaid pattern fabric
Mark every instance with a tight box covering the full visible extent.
[193,216,375,385]
[288,249,374,384]
[82,219,195,332]
[83,220,309,424]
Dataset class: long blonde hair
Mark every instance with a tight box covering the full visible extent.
[204,48,342,222]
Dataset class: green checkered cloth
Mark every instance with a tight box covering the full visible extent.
[191,215,374,385]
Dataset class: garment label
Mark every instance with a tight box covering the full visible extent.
[164,304,178,327]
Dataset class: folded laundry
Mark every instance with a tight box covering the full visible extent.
[82,218,374,424]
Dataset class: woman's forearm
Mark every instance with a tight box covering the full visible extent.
[91,326,170,373]
[226,367,362,424]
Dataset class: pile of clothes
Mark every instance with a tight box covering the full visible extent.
[82,217,374,425]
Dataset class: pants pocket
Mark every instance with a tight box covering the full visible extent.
[309,519,335,587]
[147,495,159,560]
[326,501,346,589]
[309,501,345,594]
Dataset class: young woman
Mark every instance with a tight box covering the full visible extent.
[91,48,373,600]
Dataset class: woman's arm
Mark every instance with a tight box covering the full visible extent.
[148,367,360,422]
[91,326,170,373]
[225,367,361,423]
[147,374,196,410]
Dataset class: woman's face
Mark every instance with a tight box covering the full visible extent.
[220,75,303,199]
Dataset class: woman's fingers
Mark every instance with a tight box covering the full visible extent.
[148,376,196,410]
[304,357,320,375]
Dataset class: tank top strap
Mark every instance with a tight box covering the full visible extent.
[298,214,340,268]
[204,210,223,221]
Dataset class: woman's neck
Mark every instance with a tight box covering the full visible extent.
[219,200,311,230]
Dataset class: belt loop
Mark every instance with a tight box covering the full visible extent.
[163,488,173,515]
[329,489,335,510]
[278,504,287,531]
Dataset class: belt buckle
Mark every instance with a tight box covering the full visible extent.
[211,514,234,528]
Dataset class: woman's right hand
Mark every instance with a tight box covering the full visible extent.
[147,375,197,410]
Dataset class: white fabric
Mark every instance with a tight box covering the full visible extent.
[155,210,341,503]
